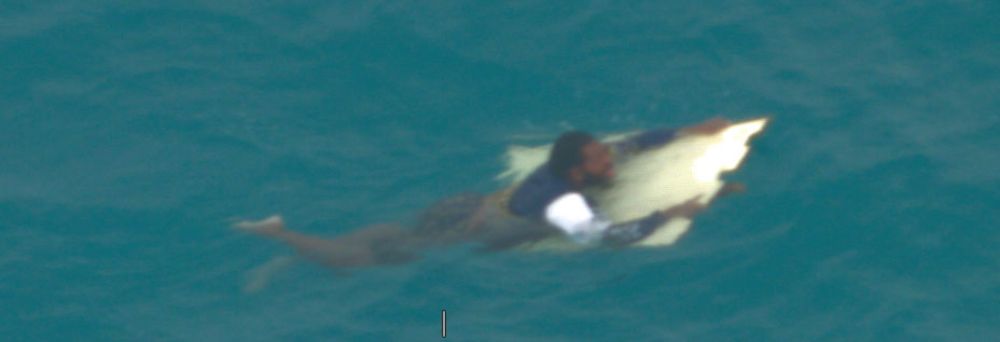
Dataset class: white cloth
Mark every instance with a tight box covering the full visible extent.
[544,193,611,244]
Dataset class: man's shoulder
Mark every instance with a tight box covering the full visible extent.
[516,164,564,190]
[508,164,576,217]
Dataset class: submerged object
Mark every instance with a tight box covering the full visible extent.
[497,118,769,249]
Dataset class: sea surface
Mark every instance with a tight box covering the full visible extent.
[2,1,998,341]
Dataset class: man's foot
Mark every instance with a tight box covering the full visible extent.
[234,215,286,236]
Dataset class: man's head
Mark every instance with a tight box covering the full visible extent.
[548,131,615,187]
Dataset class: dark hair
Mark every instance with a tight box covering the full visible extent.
[548,131,596,180]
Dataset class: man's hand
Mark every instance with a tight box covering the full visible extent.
[716,182,746,198]
[680,117,731,136]
[661,197,707,218]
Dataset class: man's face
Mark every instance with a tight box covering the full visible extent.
[579,141,615,185]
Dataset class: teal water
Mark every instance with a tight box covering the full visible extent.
[2,1,998,340]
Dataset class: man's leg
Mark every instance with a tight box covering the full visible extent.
[234,216,420,268]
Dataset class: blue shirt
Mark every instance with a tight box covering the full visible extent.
[506,128,677,246]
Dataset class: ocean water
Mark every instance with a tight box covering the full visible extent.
[2,1,998,340]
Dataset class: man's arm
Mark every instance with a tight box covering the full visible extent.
[610,127,678,158]
[545,194,706,246]
[611,118,732,158]
[598,212,669,247]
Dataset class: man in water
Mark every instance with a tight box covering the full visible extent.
[507,118,735,247]
[235,118,735,268]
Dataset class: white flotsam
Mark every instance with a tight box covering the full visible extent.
[498,118,769,250]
